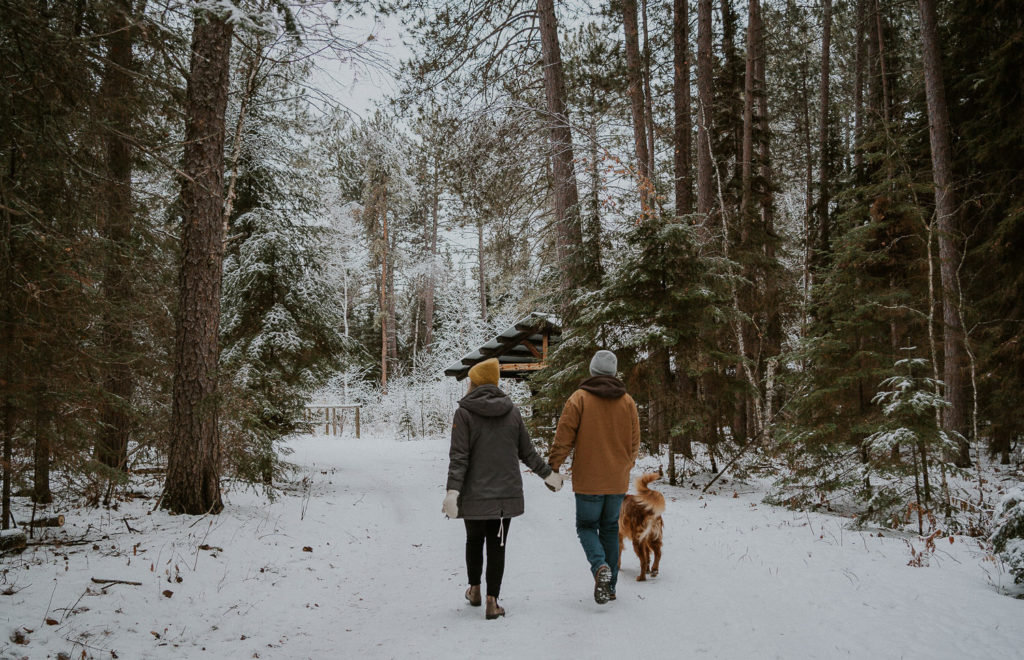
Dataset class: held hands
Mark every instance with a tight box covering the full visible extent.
[442,490,459,518]
[544,471,565,493]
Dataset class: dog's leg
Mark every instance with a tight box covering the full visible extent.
[618,532,625,570]
[650,539,661,578]
[632,540,647,581]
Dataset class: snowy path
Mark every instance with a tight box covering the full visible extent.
[3,433,1023,659]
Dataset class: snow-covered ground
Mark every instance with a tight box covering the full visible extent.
[2,432,1023,659]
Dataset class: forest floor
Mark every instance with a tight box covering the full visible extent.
[2,432,1023,659]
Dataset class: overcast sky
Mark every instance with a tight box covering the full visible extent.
[306,8,410,119]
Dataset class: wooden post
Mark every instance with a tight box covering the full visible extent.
[355,406,360,439]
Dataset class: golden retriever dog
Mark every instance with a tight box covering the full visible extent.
[618,470,665,581]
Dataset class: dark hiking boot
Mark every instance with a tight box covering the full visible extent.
[485,595,505,620]
[465,585,481,607]
[594,565,612,604]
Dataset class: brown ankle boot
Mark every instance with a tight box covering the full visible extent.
[465,585,481,607]
[485,595,505,620]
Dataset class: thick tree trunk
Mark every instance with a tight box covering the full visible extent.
[673,0,692,220]
[97,0,136,472]
[537,0,582,297]
[696,0,714,233]
[164,10,233,515]
[622,0,651,213]
[817,0,832,259]
[918,0,969,466]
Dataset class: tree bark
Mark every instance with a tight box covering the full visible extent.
[379,183,390,392]
[33,397,52,505]
[740,0,756,217]
[537,0,582,297]
[917,0,969,465]
[422,160,439,351]
[873,0,891,125]
[622,0,652,213]
[817,0,832,258]
[673,0,692,220]
[97,0,137,472]
[386,211,398,371]
[641,0,656,179]
[164,9,233,515]
[696,0,714,234]
[477,220,487,321]
[853,0,866,171]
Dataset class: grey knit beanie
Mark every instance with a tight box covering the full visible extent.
[589,350,618,377]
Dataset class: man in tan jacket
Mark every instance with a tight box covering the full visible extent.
[548,349,640,604]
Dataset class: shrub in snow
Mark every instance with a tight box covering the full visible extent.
[991,487,1024,584]
[858,357,960,531]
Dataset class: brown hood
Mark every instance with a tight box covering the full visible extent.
[579,375,627,399]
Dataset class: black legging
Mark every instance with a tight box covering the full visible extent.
[464,518,511,598]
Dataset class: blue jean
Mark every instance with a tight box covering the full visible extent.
[575,493,625,591]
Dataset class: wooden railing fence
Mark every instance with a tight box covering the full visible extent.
[303,404,361,438]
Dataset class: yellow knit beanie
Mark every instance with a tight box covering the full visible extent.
[468,358,500,387]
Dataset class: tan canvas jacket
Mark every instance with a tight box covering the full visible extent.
[548,376,640,494]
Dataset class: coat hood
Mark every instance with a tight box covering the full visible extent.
[458,384,514,417]
[579,375,627,399]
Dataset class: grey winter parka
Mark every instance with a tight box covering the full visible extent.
[445,384,552,519]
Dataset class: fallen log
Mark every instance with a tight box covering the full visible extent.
[91,578,142,586]
[29,515,65,528]
[0,529,27,553]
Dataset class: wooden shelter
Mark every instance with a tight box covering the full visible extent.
[444,313,561,381]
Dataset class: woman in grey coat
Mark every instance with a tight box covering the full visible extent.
[442,358,564,619]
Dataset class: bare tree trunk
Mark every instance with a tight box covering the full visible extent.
[386,222,398,370]
[477,221,487,321]
[537,0,582,296]
[740,0,756,217]
[918,0,969,466]
[853,0,866,171]
[673,0,693,220]
[379,185,389,393]
[800,57,813,328]
[622,0,652,213]
[641,0,656,179]
[817,0,832,258]
[32,394,52,504]
[422,161,439,351]
[752,0,779,361]
[0,161,11,529]
[696,0,714,234]
[873,0,891,126]
[1,379,10,529]
[97,0,137,472]
[165,9,233,515]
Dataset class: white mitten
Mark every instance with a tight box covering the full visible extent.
[544,472,565,493]
[442,490,459,518]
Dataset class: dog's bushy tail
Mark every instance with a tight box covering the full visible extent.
[634,471,660,495]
